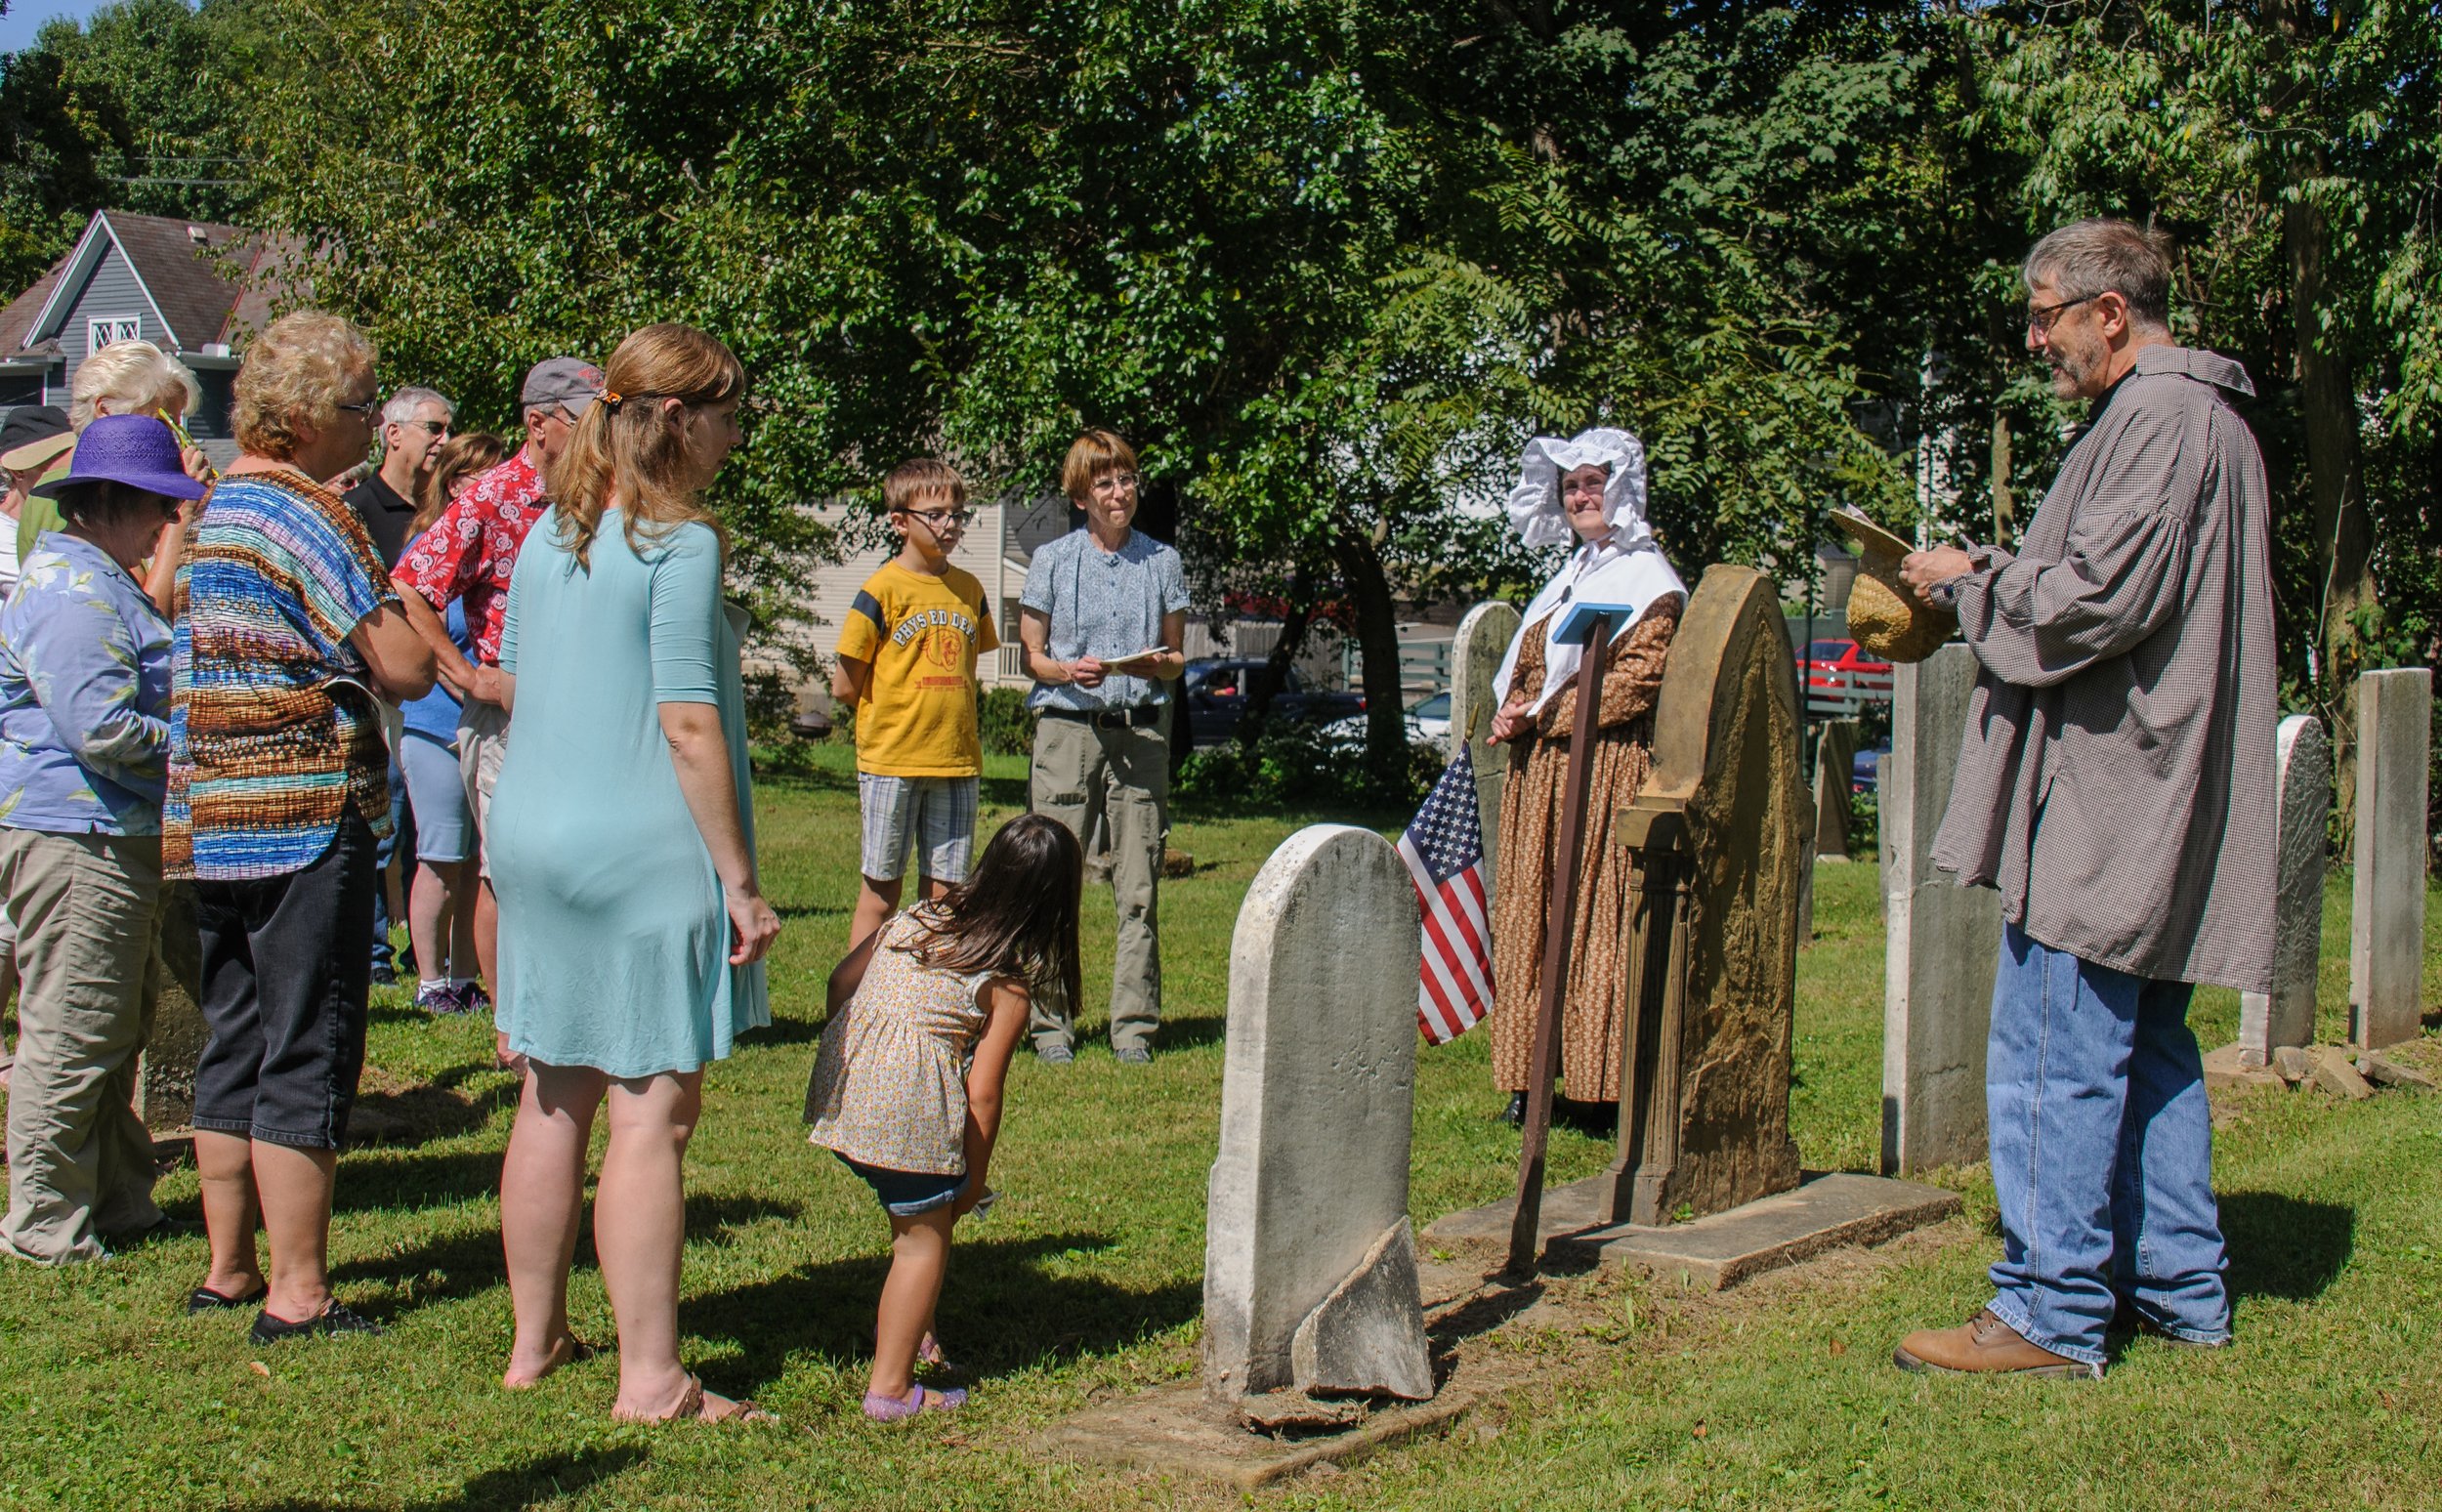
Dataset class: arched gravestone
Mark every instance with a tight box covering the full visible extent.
[1203,825,1432,1405]
[1595,565,1805,1228]
[1450,601,1522,893]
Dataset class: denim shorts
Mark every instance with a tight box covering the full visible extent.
[833,1152,968,1218]
[399,732,473,864]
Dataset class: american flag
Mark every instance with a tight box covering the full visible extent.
[1400,746,1495,1045]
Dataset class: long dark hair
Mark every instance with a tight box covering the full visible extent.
[899,814,1082,1010]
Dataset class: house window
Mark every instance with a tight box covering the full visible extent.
[87,316,142,356]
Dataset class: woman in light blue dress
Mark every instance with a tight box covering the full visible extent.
[487,323,781,1425]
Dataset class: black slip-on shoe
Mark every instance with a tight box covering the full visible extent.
[250,1300,384,1344]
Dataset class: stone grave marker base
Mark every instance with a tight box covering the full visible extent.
[2202,1042,2289,1091]
[1422,1170,1958,1292]
[1038,1378,1483,1490]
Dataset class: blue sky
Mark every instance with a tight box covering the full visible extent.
[1,0,122,55]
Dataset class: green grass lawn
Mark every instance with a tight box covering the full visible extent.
[3,742,2437,1511]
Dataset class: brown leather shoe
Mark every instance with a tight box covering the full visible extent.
[1893,1309,2096,1379]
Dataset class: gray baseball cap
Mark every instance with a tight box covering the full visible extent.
[521,357,604,417]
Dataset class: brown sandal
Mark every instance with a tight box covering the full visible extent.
[610,1373,776,1425]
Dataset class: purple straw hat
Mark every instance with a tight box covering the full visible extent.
[35,413,208,503]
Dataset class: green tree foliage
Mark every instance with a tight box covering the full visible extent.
[226,0,1922,779]
[0,0,260,289]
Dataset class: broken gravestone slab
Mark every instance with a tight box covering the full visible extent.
[1291,1218,1434,1402]
[1203,824,1429,1406]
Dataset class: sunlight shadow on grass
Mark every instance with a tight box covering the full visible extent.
[238,1445,648,1512]
[681,1230,1200,1394]
[2219,1190,2354,1303]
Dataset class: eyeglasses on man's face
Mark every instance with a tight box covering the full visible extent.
[2025,292,2100,336]
[898,507,975,529]
[400,418,452,439]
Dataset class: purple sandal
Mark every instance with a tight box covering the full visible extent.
[862,1383,968,1421]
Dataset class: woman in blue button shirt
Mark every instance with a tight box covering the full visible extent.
[1016,431,1189,1066]
[0,415,201,1264]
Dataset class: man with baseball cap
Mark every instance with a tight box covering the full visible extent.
[391,357,600,1033]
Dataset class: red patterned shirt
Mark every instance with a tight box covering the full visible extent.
[394,448,549,665]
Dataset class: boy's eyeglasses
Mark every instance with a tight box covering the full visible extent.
[898,508,974,528]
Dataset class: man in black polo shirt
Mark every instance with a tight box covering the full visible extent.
[345,386,456,567]
[343,385,453,984]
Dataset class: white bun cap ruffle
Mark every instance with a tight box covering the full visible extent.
[1505,427,1651,551]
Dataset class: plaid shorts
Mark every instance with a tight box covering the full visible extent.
[857,774,978,884]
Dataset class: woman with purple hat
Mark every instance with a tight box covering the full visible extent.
[0,413,203,1264]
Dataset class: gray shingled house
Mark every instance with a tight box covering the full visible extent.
[0,208,293,466]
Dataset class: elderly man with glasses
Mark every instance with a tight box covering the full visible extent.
[1889,218,2277,1379]
[344,387,456,568]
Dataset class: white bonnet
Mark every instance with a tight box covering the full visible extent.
[1505,427,1651,551]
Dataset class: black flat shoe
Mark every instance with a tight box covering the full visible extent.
[1496,1092,1526,1127]
[250,1300,384,1343]
[187,1282,267,1314]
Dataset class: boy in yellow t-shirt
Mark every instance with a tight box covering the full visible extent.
[832,458,1003,946]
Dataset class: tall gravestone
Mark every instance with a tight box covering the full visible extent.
[1450,602,1522,894]
[1879,645,2001,1177]
[1814,720,1858,860]
[1204,825,1432,1405]
[2350,667,2432,1051]
[1594,565,1805,1228]
[2237,715,2331,1067]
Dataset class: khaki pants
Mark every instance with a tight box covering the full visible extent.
[0,829,165,1264]
[458,698,510,878]
[1029,714,1166,1052]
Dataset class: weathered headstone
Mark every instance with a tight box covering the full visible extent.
[1595,565,1805,1227]
[1204,825,1432,1405]
[1450,602,1522,895]
[135,879,207,1131]
[2237,715,2331,1067]
[1814,720,1858,860]
[2350,667,2432,1051]
[1879,645,2002,1177]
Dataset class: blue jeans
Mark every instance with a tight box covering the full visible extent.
[368,756,409,973]
[1985,923,2231,1368]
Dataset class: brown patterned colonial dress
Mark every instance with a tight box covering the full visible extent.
[1488,594,1681,1101]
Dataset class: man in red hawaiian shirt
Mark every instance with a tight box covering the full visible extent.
[392,357,600,1027]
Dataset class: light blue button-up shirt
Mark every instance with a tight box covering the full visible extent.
[1020,527,1191,712]
[0,532,173,835]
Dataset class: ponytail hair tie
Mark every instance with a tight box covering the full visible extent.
[600,390,623,408]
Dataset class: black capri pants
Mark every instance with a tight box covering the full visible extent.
[189,810,378,1151]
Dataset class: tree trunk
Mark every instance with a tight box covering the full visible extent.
[1331,525,1408,792]
[1238,575,1315,749]
[2288,181,2376,841]
[1989,410,2014,548]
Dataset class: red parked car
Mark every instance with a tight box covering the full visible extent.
[1795,639,1894,712]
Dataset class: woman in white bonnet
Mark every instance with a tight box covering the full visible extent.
[1484,427,1685,1126]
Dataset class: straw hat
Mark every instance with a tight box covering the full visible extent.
[1827,511,1956,664]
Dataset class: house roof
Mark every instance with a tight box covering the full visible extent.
[14,210,294,357]
[0,263,63,363]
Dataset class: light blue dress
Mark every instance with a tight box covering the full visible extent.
[490,509,769,1077]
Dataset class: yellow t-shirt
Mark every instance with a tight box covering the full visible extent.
[837,561,1002,777]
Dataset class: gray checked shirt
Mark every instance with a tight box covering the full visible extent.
[1931,345,2278,993]
[1021,527,1191,712]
